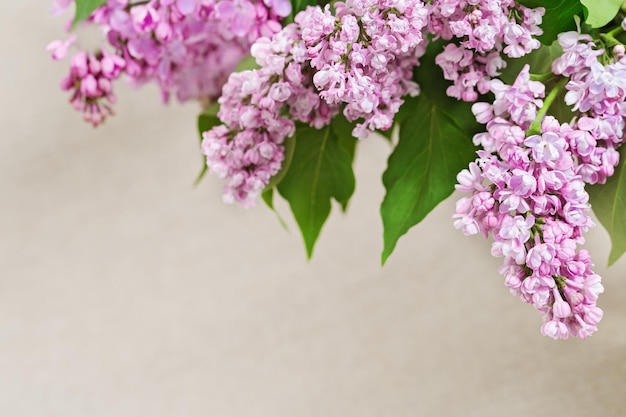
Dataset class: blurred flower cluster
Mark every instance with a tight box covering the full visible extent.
[48,0,290,125]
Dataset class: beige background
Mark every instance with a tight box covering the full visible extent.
[2,3,626,416]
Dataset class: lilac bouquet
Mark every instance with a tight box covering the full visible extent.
[49,0,626,339]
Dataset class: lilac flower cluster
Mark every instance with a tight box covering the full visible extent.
[49,0,289,124]
[55,49,126,126]
[201,23,338,206]
[202,0,431,205]
[48,1,625,339]
[552,32,626,184]
[296,0,429,138]
[432,0,544,101]
[454,66,606,339]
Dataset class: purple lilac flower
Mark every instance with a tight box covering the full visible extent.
[58,50,125,126]
[47,35,76,60]
[295,0,430,138]
[553,32,626,184]
[202,23,338,207]
[50,0,286,123]
[431,0,544,102]
[454,68,606,339]
[202,0,433,205]
[51,0,72,16]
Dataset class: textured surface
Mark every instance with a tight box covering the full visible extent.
[1,3,626,416]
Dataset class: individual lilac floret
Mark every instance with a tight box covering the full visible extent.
[454,68,604,339]
[47,35,76,60]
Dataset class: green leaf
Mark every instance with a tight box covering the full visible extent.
[72,0,106,28]
[284,0,318,23]
[194,107,221,186]
[376,37,482,264]
[580,0,622,28]
[277,123,356,258]
[328,112,359,211]
[517,0,584,45]
[330,112,357,161]
[380,94,478,264]
[396,98,417,126]
[548,87,576,123]
[376,127,395,142]
[233,54,260,73]
[262,188,275,209]
[291,0,318,15]
[261,188,290,230]
[193,162,209,186]
[588,145,626,266]
[197,108,220,135]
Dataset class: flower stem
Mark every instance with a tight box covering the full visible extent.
[599,25,625,49]
[125,1,150,11]
[527,77,568,136]
[606,25,624,39]
[529,72,553,82]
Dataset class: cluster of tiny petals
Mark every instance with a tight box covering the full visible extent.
[202,23,338,206]
[552,31,626,184]
[454,67,603,339]
[295,0,429,138]
[431,0,544,102]
[436,44,505,101]
[49,0,288,123]
[471,64,544,134]
[94,0,288,100]
[430,0,543,55]
[202,0,435,205]
[59,50,126,126]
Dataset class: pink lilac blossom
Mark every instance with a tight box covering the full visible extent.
[202,0,432,205]
[92,0,286,101]
[552,31,626,184]
[431,0,544,102]
[51,0,72,16]
[47,35,76,61]
[295,0,430,138]
[49,0,287,123]
[454,66,604,339]
[59,50,126,126]
[201,23,338,206]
